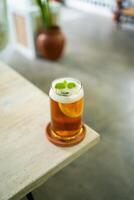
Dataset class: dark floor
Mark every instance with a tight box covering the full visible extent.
[1,7,134,200]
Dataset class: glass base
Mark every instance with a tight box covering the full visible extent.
[46,123,86,147]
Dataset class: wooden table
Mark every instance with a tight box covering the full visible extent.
[0,61,100,200]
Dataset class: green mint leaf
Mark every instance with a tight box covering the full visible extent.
[67,82,76,89]
[55,82,66,89]
[63,80,67,86]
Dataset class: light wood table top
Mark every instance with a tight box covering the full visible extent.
[0,61,100,200]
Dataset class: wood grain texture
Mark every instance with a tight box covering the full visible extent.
[0,61,100,200]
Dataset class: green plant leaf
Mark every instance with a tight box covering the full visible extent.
[55,82,66,89]
[63,80,67,86]
[36,0,52,29]
[67,82,76,89]
[36,0,46,27]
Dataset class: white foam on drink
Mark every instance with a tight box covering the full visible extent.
[49,77,84,103]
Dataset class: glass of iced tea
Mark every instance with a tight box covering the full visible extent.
[46,77,86,146]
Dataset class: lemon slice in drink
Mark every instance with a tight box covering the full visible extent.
[58,98,83,118]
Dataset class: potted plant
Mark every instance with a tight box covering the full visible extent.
[0,0,8,50]
[36,0,65,60]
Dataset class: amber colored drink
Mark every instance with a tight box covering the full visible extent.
[49,78,84,139]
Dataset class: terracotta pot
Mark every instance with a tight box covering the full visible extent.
[36,26,65,60]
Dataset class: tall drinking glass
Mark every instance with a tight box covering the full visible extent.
[47,77,86,146]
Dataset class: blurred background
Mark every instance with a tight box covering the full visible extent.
[1,0,134,200]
